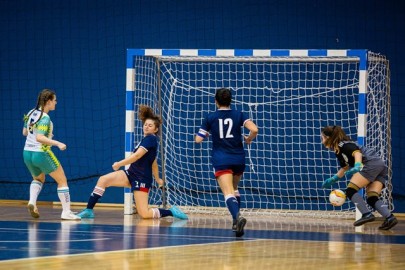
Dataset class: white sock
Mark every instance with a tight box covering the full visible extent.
[57,187,71,212]
[29,180,43,205]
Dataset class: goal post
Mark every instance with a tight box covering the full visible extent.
[124,49,392,218]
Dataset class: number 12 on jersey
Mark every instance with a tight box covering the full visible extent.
[219,118,234,139]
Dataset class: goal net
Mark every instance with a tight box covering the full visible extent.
[125,49,392,218]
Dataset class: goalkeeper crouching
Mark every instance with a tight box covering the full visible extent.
[321,125,397,230]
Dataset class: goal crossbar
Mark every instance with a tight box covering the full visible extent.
[124,49,392,218]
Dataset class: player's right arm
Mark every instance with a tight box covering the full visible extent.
[195,130,207,143]
[195,117,209,143]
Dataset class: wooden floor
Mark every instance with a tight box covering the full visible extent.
[0,201,404,270]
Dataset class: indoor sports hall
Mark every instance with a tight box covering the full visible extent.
[1,1,404,269]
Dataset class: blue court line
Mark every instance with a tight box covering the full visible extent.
[0,220,404,261]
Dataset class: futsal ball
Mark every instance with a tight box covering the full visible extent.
[329,189,346,206]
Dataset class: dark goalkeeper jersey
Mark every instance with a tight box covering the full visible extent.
[335,141,382,168]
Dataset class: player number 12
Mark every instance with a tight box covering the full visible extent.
[219,118,234,139]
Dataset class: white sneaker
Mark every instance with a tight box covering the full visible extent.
[61,211,81,220]
[27,203,40,218]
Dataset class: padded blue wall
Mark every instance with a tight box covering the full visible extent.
[0,0,404,211]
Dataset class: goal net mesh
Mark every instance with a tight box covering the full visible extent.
[129,52,392,218]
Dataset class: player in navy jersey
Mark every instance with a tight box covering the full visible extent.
[195,88,258,237]
[321,125,397,230]
[22,89,80,220]
[77,105,188,220]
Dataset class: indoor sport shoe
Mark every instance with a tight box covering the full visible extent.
[169,206,188,220]
[76,209,95,219]
[379,215,398,230]
[27,203,40,218]
[235,216,247,237]
[353,212,375,226]
[61,211,81,220]
[232,219,237,232]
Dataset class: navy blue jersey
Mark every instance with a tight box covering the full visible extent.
[198,108,250,167]
[335,141,382,168]
[127,134,158,185]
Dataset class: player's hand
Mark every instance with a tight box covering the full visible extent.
[322,175,340,188]
[156,178,164,189]
[345,162,363,178]
[244,135,253,145]
[112,162,120,171]
[57,143,66,151]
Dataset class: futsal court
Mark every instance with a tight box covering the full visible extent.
[0,201,404,270]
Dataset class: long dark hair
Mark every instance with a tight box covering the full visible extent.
[25,89,55,127]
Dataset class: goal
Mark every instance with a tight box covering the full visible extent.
[124,49,392,218]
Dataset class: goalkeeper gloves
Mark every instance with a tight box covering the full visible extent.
[345,162,363,178]
[322,174,341,189]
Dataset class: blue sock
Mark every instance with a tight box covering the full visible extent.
[87,193,101,209]
[159,208,172,217]
[225,195,239,220]
[236,196,241,206]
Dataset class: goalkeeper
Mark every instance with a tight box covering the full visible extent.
[195,88,258,237]
[321,125,397,230]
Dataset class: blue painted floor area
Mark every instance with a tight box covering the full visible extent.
[1,220,404,261]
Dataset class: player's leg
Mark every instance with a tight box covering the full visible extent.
[233,174,242,206]
[217,170,245,237]
[133,190,165,219]
[48,164,80,220]
[347,174,375,226]
[366,181,398,230]
[133,185,187,219]
[77,170,129,218]
[23,150,45,218]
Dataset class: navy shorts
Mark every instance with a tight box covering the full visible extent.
[124,170,151,193]
[213,164,245,178]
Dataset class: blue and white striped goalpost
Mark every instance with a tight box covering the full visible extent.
[124,52,136,214]
[124,49,390,218]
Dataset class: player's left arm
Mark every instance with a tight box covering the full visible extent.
[152,158,164,187]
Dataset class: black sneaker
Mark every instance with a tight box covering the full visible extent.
[232,219,237,232]
[353,212,375,226]
[235,216,247,237]
[379,215,398,230]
